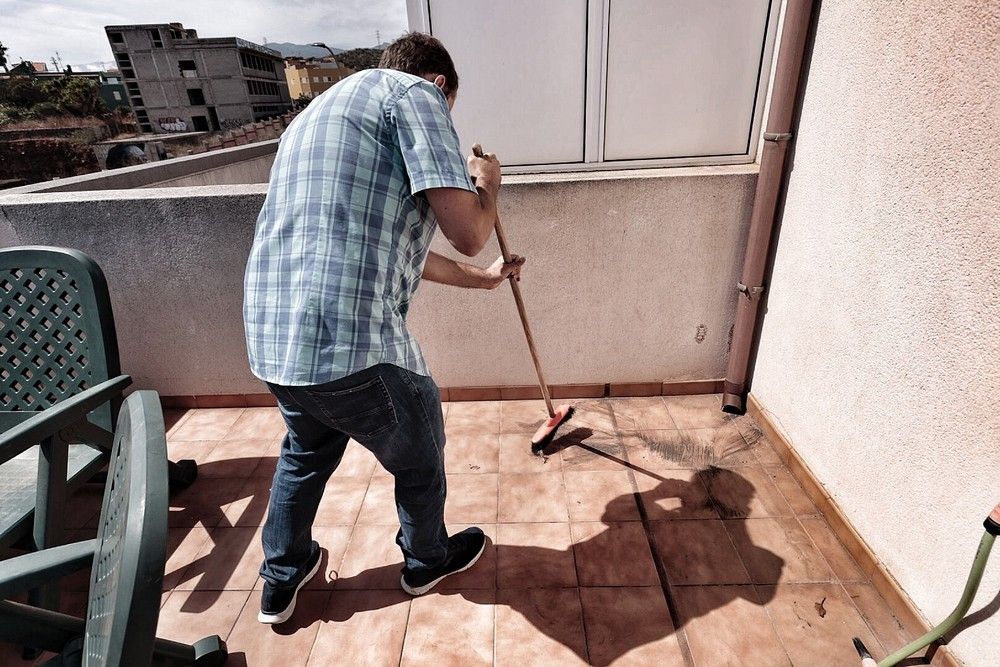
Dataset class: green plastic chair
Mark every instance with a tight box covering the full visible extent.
[0,246,197,556]
[0,391,228,666]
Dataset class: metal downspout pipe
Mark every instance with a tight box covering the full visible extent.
[722,0,819,414]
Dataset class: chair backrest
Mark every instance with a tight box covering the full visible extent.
[82,391,168,667]
[0,247,121,433]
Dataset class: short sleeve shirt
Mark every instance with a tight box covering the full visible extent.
[243,69,476,385]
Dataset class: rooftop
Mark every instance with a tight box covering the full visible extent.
[0,396,926,666]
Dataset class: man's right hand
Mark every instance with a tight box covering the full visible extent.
[468,143,501,194]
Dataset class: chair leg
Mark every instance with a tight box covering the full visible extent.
[151,634,227,666]
[0,600,83,654]
[168,459,198,490]
[31,436,68,610]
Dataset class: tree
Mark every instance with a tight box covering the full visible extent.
[0,41,9,73]
[334,48,384,71]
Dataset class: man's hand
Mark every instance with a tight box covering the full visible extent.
[482,254,526,289]
[468,143,501,195]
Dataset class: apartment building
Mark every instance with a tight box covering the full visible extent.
[284,59,353,100]
[104,22,292,134]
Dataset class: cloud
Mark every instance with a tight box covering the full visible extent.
[0,0,410,68]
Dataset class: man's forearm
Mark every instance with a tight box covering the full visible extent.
[422,251,491,289]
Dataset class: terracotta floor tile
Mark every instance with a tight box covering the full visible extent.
[446,400,501,436]
[650,520,751,585]
[167,439,219,466]
[725,518,834,584]
[632,468,718,520]
[308,590,411,666]
[165,408,193,437]
[157,589,250,645]
[169,408,245,441]
[163,525,212,590]
[799,517,867,582]
[223,407,287,442]
[445,473,499,524]
[198,438,271,478]
[621,431,699,471]
[495,588,589,666]
[401,590,495,666]
[500,432,562,473]
[446,433,501,474]
[672,585,790,666]
[564,469,639,522]
[169,477,247,529]
[305,525,355,590]
[357,474,400,525]
[496,522,577,588]
[579,587,686,666]
[63,485,104,529]
[313,477,370,526]
[571,521,659,587]
[760,583,884,665]
[221,477,272,528]
[843,583,923,654]
[610,397,676,431]
[335,440,378,478]
[176,526,262,591]
[763,465,820,516]
[558,436,628,471]
[739,420,786,466]
[498,472,568,523]
[438,524,498,590]
[561,399,617,437]
[500,399,549,434]
[624,427,756,470]
[703,466,794,519]
[336,523,404,590]
[226,590,328,665]
[662,394,736,430]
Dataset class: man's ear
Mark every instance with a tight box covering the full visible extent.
[432,74,447,91]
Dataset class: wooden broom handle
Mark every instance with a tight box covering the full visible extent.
[473,145,555,416]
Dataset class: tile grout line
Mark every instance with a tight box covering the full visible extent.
[608,401,697,667]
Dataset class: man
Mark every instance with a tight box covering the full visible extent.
[244,32,523,624]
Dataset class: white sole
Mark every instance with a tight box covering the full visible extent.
[257,550,323,624]
[400,539,486,596]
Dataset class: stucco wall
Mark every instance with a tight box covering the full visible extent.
[0,167,755,394]
[751,2,999,664]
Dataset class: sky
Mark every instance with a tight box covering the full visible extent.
[0,0,410,69]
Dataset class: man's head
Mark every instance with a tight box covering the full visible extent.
[379,32,459,109]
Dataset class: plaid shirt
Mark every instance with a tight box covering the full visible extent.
[244,69,476,386]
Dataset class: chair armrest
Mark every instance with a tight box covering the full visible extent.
[0,375,132,465]
[0,539,97,598]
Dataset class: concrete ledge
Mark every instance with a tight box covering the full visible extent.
[4,140,280,194]
[746,394,959,667]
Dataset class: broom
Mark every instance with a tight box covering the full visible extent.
[473,144,574,453]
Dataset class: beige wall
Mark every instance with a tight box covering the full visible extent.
[751,2,999,665]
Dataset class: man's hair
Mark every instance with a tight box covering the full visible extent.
[379,32,459,98]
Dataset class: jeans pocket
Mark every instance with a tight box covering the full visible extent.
[304,375,398,438]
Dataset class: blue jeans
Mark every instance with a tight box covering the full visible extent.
[259,363,448,588]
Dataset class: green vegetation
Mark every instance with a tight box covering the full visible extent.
[335,48,384,71]
[0,74,108,126]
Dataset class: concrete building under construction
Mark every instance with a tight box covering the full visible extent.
[104,22,292,134]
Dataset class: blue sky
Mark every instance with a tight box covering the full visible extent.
[0,0,410,69]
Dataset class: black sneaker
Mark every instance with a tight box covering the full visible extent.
[258,542,322,624]
[400,527,487,596]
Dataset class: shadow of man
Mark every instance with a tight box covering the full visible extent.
[290,463,784,665]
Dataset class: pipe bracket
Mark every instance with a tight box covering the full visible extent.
[763,132,793,142]
[737,282,766,299]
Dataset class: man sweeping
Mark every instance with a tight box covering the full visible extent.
[243,33,524,624]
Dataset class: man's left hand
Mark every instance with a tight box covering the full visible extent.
[482,254,526,289]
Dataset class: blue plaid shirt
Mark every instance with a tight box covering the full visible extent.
[244,69,476,386]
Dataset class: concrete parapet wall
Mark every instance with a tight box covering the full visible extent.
[0,167,755,395]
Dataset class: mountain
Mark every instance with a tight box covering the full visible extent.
[265,42,344,59]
